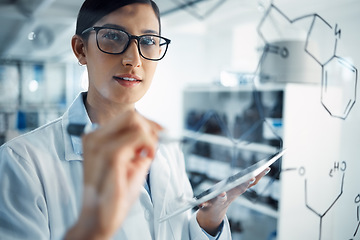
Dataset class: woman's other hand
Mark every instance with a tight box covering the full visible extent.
[196,167,270,236]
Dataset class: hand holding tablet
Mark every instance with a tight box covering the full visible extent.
[159,149,286,222]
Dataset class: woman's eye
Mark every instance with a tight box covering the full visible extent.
[103,31,122,41]
[140,37,156,46]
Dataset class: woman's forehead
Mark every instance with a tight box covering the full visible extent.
[95,3,160,34]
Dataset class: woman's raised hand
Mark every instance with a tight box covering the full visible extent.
[66,111,162,240]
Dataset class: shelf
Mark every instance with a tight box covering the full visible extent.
[0,105,66,111]
[182,85,283,224]
[183,84,285,93]
[183,130,278,154]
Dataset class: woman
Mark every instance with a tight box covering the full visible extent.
[0,0,269,239]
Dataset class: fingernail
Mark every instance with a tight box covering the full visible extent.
[265,167,271,175]
[218,192,227,200]
[200,203,208,209]
[249,178,256,185]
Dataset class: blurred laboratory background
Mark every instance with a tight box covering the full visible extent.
[1,0,360,240]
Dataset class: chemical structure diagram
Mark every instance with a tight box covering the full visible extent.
[254,3,359,239]
[183,0,358,207]
[256,2,358,120]
[179,2,358,239]
[303,161,345,240]
[281,160,347,240]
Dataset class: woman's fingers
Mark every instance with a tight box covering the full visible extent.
[76,111,163,237]
[81,111,161,185]
[199,192,228,209]
[248,167,271,188]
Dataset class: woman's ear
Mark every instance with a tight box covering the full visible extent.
[71,35,87,65]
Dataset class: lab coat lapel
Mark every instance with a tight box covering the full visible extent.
[150,149,172,239]
[117,188,153,240]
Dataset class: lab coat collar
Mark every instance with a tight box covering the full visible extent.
[63,92,91,161]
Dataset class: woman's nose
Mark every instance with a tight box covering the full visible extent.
[121,40,141,67]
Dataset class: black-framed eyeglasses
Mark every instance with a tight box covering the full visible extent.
[82,26,171,61]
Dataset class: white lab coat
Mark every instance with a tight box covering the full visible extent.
[0,92,231,240]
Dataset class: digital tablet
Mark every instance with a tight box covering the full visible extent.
[158,148,286,222]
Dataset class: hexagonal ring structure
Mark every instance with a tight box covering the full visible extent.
[321,56,358,120]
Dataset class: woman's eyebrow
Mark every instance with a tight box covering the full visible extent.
[142,29,159,35]
[100,23,159,35]
[101,23,125,30]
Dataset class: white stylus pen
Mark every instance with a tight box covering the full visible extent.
[67,123,186,144]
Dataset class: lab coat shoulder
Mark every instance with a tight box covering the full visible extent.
[2,117,65,158]
[0,117,81,240]
[0,129,51,240]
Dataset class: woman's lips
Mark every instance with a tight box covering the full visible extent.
[113,74,142,87]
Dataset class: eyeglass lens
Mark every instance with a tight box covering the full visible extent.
[97,28,167,60]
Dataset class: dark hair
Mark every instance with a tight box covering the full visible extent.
[75,0,161,39]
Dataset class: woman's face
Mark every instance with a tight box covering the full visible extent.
[83,3,160,108]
